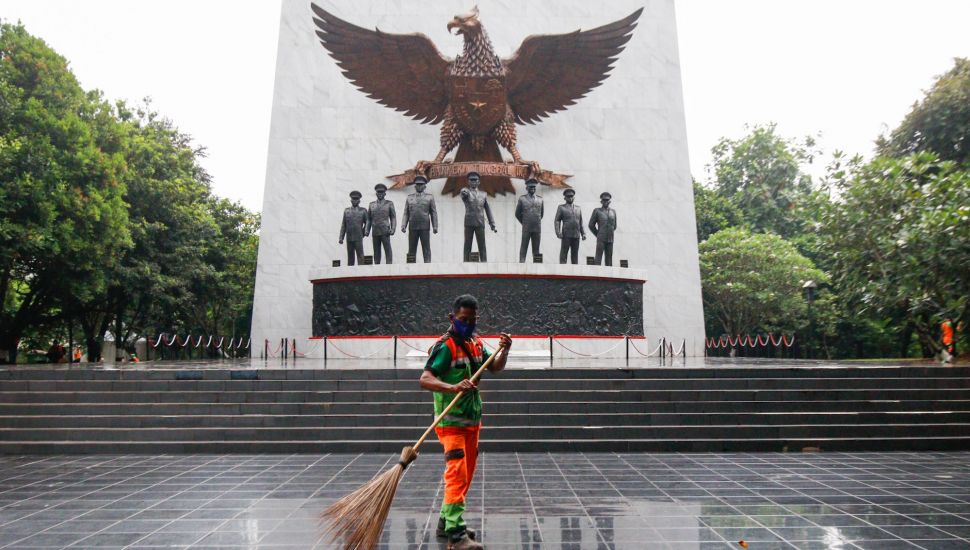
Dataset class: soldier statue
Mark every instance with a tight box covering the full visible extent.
[515,178,544,262]
[401,175,438,263]
[338,190,369,266]
[460,172,496,262]
[589,191,617,266]
[555,188,586,264]
[366,183,396,264]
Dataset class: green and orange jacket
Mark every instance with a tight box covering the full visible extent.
[424,332,492,428]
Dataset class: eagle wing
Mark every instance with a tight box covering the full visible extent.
[504,8,642,125]
[310,4,451,124]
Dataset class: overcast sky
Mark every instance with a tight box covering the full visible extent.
[2,0,968,211]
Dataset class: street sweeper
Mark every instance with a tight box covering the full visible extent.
[420,294,512,549]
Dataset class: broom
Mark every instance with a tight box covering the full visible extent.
[321,347,502,550]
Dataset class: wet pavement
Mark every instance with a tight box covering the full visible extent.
[1,452,969,549]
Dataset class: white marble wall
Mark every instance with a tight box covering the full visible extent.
[252,0,706,354]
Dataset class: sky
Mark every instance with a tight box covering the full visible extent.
[2,0,968,212]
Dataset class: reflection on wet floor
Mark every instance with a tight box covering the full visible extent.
[0,452,968,549]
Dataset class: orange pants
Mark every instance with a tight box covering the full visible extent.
[436,425,480,532]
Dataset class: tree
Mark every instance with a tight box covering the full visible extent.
[699,227,826,337]
[822,153,970,355]
[692,180,743,242]
[707,123,821,240]
[878,58,970,165]
[0,24,129,363]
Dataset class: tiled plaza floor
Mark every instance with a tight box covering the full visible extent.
[1,453,969,549]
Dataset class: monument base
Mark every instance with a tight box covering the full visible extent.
[309,263,646,339]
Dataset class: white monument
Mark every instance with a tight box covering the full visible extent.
[252,0,705,356]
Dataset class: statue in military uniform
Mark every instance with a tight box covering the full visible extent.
[401,175,438,262]
[589,191,617,266]
[515,178,544,263]
[555,188,586,264]
[339,190,369,266]
[460,172,496,262]
[365,183,396,264]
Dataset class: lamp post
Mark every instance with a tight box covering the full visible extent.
[802,280,817,359]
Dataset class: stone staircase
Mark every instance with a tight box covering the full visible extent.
[1,364,969,453]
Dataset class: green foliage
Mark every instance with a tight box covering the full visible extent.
[821,153,970,353]
[0,23,129,361]
[0,24,259,362]
[707,123,821,240]
[878,58,970,165]
[692,180,743,242]
[699,227,826,336]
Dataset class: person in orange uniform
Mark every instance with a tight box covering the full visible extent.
[942,319,955,364]
[419,295,511,550]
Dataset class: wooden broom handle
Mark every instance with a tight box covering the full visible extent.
[412,347,502,453]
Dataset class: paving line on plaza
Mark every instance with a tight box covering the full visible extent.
[0,454,190,524]
[128,454,278,549]
[515,451,545,544]
[207,453,332,549]
[546,452,623,547]
[730,452,947,548]
[0,453,225,549]
[787,451,970,547]
[614,453,744,547]
[680,453,803,548]
[0,454,113,498]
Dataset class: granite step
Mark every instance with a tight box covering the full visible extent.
[2,399,969,416]
[3,411,969,428]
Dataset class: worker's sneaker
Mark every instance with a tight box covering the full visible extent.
[437,517,475,540]
[448,532,483,550]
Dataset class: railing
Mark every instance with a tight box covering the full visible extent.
[256,335,690,366]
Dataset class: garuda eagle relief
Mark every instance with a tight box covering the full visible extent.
[310,4,641,196]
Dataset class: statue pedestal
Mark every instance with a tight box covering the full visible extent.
[310,262,645,336]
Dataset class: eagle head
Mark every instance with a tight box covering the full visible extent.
[447,6,481,36]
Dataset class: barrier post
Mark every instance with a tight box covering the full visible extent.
[292,338,297,360]
[323,336,328,364]
[625,335,629,365]
[661,337,666,361]
[393,336,398,365]
[549,336,554,368]
[682,338,687,359]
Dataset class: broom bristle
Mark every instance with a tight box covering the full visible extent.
[320,446,418,550]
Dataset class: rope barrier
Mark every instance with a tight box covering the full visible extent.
[327,338,387,359]
[552,337,624,357]
[669,339,685,356]
[295,339,323,358]
[151,334,165,349]
[398,338,432,353]
[193,335,204,348]
[705,333,796,349]
[629,338,664,357]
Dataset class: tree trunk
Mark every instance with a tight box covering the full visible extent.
[0,333,19,364]
[899,321,914,358]
[114,313,124,361]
